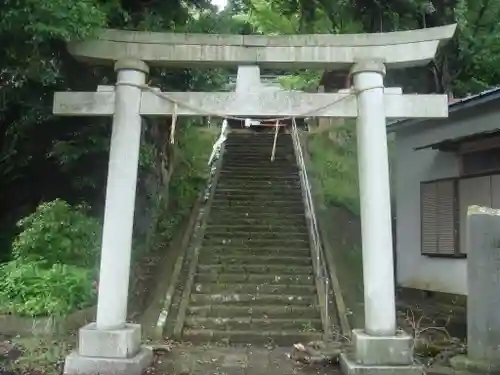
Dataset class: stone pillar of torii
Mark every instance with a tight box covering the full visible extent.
[54,25,456,375]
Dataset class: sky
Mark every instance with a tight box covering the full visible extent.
[211,0,228,10]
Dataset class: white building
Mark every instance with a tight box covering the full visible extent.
[389,87,500,295]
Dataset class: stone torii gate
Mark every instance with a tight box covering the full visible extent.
[53,25,456,375]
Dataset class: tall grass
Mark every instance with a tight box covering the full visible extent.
[307,121,360,215]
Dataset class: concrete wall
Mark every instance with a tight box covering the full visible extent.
[394,103,500,295]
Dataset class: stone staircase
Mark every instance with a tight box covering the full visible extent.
[175,131,323,345]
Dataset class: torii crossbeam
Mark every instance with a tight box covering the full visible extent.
[54,85,447,118]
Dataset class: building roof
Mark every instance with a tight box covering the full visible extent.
[386,86,500,133]
[414,129,500,151]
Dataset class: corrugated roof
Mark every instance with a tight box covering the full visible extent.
[387,86,500,133]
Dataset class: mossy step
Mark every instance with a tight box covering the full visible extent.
[224,148,294,154]
[185,316,322,332]
[207,213,305,224]
[225,147,290,151]
[188,304,320,319]
[195,273,314,285]
[223,150,292,156]
[226,144,291,148]
[221,162,296,168]
[203,231,308,241]
[193,282,315,295]
[196,263,313,275]
[216,184,301,191]
[190,292,316,306]
[220,166,298,173]
[209,206,305,215]
[197,255,312,266]
[212,196,304,205]
[219,173,299,180]
[205,224,307,233]
[219,174,299,180]
[211,200,304,207]
[182,328,322,346]
[221,160,295,165]
[216,182,301,190]
[201,238,309,249]
[226,139,293,144]
[220,165,299,176]
[222,158,294,164]
[206,219,306,228]
[200,247,310,257]
[214,190,303,199]
[217,178,300,184]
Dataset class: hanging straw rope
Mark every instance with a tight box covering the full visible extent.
[115,82,385,123]
[270,119,280,162]
[169,102,178,144]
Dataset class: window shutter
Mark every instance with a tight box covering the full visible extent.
[436,180,456,254]
[421,180,457,255]
[421,182,438,254]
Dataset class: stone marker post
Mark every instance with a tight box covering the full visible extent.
[450,205,500,373]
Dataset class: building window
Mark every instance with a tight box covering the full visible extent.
[461,147,500,176]
[421,179,460,256]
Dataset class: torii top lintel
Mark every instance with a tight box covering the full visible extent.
[68,24,456,70]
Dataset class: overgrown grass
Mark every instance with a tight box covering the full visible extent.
[157,124,218,241]
[307,120,360,215]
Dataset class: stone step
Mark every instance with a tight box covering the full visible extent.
[222,156,294,163]
[220,172,299,179]
[216,182,301,190]
[182,328,322,346]
[195,273,314,285]
[196,263,313,275]
[214,189,303,197]
[218,175,300,182]
[203,231,308,241]
[220,172,299,178]
[185,316,322,332]
[224,147,294,153]
[188,304,319,319]
[214,195,303,205]
[209,205,305,215]
[193,282,316,295]
[205,224,308,233]
[207,213,305,225]
[226,137,292,144]
[201,238,310,249]
[221,161,296,168]
[211,199,304,208]
[221,165,297,172]
[197,255,312,267]
[190,293,316,306]
[200,246,311,258]
[225,141,293,147]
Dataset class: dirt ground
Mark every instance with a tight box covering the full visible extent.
[144,343,341,375]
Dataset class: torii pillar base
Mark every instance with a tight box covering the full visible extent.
[64,323,153,375]
[340,329,423,375]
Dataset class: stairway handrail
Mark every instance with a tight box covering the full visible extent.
[291,118,332,339]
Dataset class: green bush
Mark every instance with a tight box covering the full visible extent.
[12,199,101,268]
[0,260,96,316]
